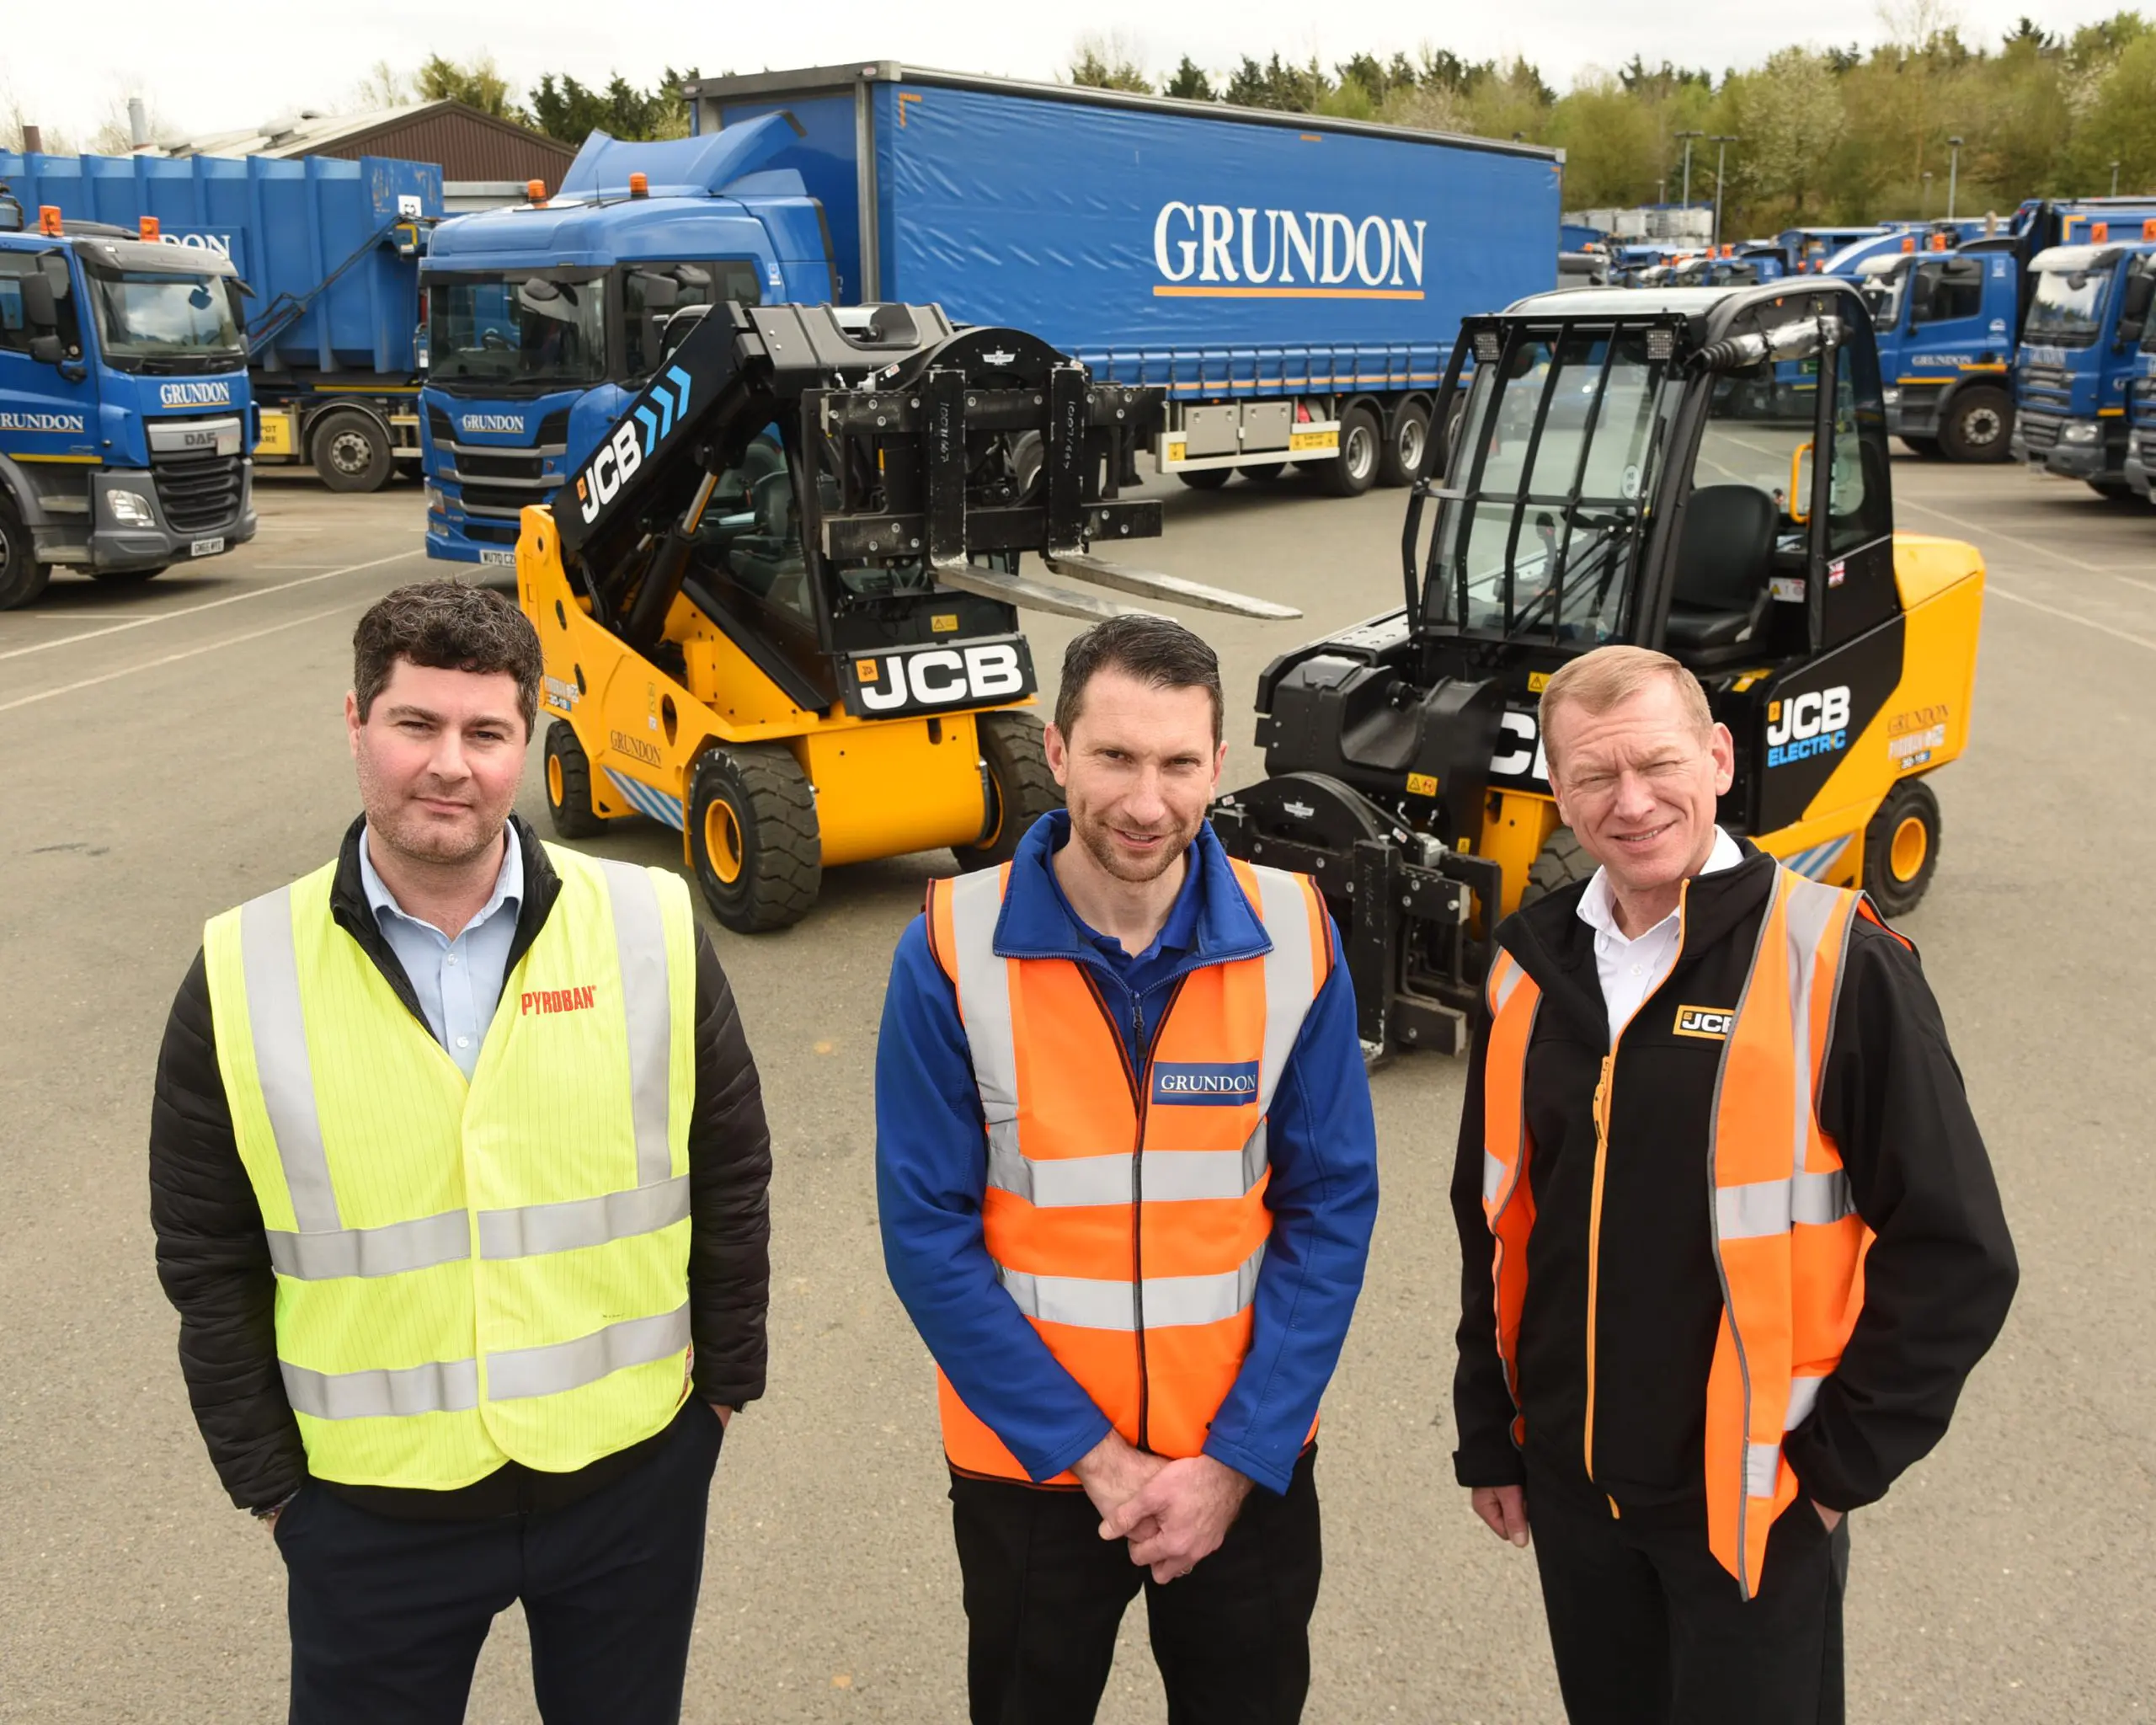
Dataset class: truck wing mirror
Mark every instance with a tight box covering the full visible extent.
[19,273,56,328]
[37,254,71,298]
[28,333,63,365]
[633,272,681,311]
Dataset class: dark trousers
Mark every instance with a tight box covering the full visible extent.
[275,1399,723,1725]
[948,1446,1323,1725]
[1528,1471,1849,1725]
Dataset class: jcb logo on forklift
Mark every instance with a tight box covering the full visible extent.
[576,364,693,524]
[842,638,1036,718]
[1766,686,1851,767]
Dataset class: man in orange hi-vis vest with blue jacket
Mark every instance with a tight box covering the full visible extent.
[877,615,1380,1725]
[1453,646,2016,1724]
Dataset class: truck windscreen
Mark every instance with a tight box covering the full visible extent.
[85,268,245,371]
[427,275,606,389]
[1424,328,1668,645]
[2025,267,2109,346]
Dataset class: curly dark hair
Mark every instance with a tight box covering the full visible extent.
[352,582,542,733]
[1054,613,1223,746]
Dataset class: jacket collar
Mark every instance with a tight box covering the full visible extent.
[328,811,563,1030]
[990,810,1273,972]
[1497,835,1779,1049]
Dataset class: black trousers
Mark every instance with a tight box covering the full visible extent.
[948,1446,1323,1725]
[1527,1470,1849,1725]
[275,1399,723,1725]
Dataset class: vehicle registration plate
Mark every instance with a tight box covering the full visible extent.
[189,537,226,558]
[478,548,516,567]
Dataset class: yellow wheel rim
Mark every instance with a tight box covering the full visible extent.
[546,755,564,807]
[1890,814,1929,883]
[704,798,744,886]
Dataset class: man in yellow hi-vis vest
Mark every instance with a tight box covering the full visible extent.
[149,582,773,1725]
[1452,646,2015,1723]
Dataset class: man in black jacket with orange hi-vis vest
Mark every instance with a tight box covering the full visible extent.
[1451,645,2016,1725]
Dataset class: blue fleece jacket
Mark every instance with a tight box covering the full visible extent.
[874,812,1380,1495]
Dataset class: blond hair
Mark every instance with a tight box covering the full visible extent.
[1538,646,1714,775]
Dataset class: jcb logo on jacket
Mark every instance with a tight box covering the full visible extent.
[925,857,1329,1481]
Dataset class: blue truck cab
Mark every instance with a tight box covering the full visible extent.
[0,202,255,607]
[418,119,832,566]
[2125,312,2156,499]
[2010,238,2156,494]
[1854,238,2021,460]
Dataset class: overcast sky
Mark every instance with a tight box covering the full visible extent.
[4,0,2098,145]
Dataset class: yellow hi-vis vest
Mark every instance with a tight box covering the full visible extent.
[202,841,698,1490]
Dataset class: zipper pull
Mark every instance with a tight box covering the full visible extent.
[1593,1054,1614,1135]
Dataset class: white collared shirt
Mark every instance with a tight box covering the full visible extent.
[1576,826,1744,1044]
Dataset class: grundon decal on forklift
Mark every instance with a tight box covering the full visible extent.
[575,363,694,525]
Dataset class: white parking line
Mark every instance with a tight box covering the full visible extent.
[0,603,355,714]
[0,549,423,665]
[1898,494,2156,596]
[1988,585,2156,653]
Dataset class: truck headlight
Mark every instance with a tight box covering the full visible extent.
[1882,387,1901,406]
[106,489,157,526]
[424,483,444,512]
[2062,419,2101,444]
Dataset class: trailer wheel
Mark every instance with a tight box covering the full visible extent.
[1321,404,1381,498]
[543,720,609,839]
[1518,825,1593,908]
[310,409,393,494]
[0,498,51,610]
[688,744,821,933]
[1241,462,1287,482]
[1939,387,2011,463]
[1863,778,1940,918]
[953,711,1063,872]
[1378,402,1431,487]
[1177,467,1231,490]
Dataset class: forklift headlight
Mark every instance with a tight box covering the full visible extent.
[1881,387,1901,406]
[106,488,157,526]
[2062,419,2101,444]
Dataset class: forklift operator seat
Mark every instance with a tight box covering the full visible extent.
[1664,483,1777,652]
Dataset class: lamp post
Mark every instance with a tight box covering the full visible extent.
[1710,136,1737,248]
[1922,170,1934,217]
[1947,136,1962,221]
[1676,129,1704,210]
[2111,160,2122,196]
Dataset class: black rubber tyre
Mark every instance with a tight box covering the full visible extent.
[309,408,393,494]
[1899,435,1943,458]
[543,720,609,839]
[1518,825,1594,908]
[1378,400,1432,487]
[88,563,170,584]
[686,743,821,932]
[0,498,52,610]
[1863,779,1940,918]
[1176,467,1231,490]
[1320,403,1381,497]
[1939,387,2012,463]
[1240,462,1287,482]
[953,711,1063,872]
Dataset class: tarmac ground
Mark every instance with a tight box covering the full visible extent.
[2,454,2151,1722]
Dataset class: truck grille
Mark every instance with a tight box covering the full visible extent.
[2019,412,2062,451]
[152,451,243,532]
[2022,364,2069,391]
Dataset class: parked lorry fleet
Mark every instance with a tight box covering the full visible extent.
[0,195,256,606]
[0,148,443,496]
[418,63,1563,567]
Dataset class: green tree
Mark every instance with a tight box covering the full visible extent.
[2064,29,2156,192]
[530,67,701,145]
[1164,56,1216,102]
[415,52,524,123]
[1069,35,1153,93]
[1549,73,1667,206]
[1723,48,1847,226]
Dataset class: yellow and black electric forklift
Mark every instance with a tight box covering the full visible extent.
[515,299,1296,930]
[1213,278,1985,1055]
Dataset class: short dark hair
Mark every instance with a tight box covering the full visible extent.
[353,582,542,734]
[1054,614,1224,747]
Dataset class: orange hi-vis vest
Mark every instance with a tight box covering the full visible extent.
[1481,865,1897,1598]
[926,857,1331,1483]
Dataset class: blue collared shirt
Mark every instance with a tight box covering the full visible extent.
[1038,826,1204,1071]
[358,824,523,1080]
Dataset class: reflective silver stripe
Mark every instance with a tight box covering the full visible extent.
[996,1247,1265,1332]
[1746,1439,1783,1498]
[595,860,675,1188]
[1715,1169,1854,1240]
[484,1300,692,1402]
[281,1356,479,1421]
[239,887,340,1232]
[1785,1374,1826,1432]
[986,1145,1264,1207]
[1482,1150,1508,1208]
[476,1173,691,1259]
[1781,873,1844,1183]
[948,868,1020,1161]
[1251,866,1318,1120]
[1141,1146,1262,1203]
[1491,953,1527,1014]
[266,1210,471,1280]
